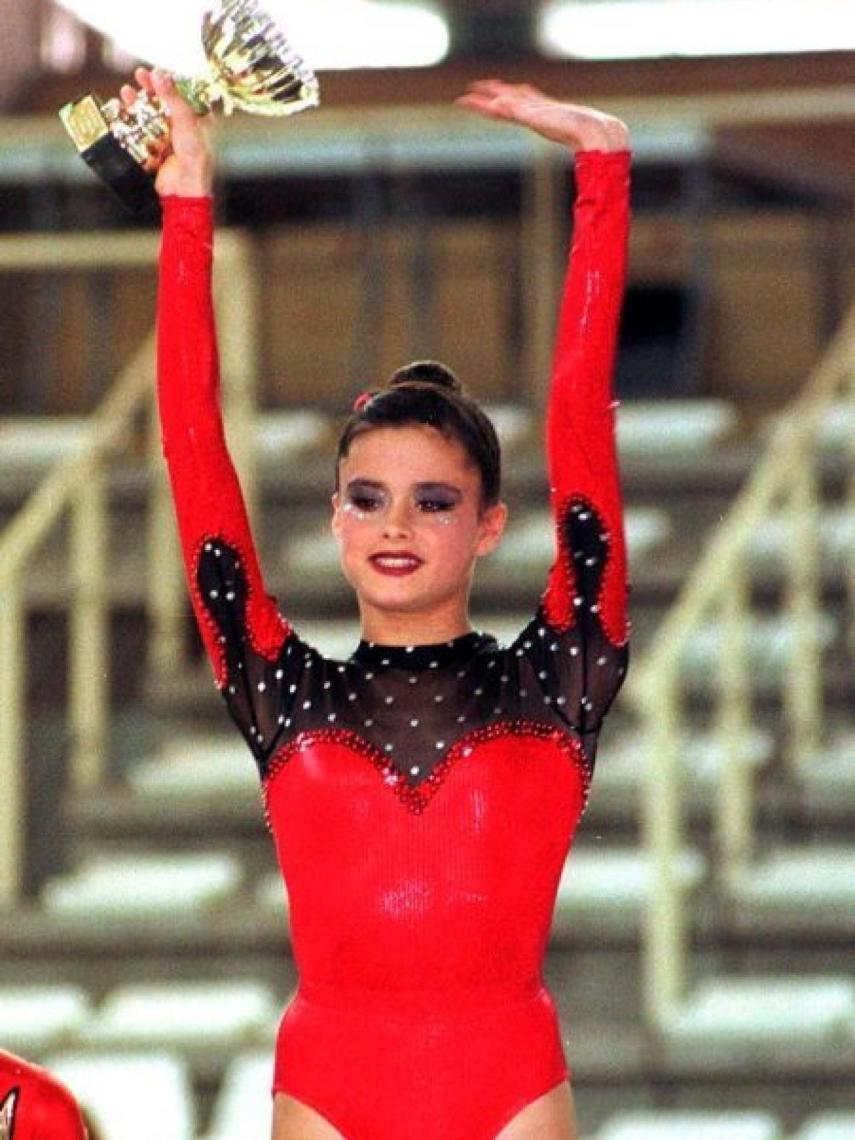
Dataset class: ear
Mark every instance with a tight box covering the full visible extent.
[330,490,342,541]
[475,501,508,557]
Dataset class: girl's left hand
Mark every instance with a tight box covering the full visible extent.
[456,79,629,153]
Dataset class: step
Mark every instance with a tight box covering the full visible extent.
[490,506,672,574]
[595,1111,783,1140]
[0,985,91,1053]
[747,507,855,575]
[799,731,855,819]
[615,400,739,456]
[200,1051,274,1140]
[78,981,278,1050]
[482,403,536,452]
[794,1114,855,1140]
[44,1052,194,1140]
[41,853,243,919]
[681,612,837,690]
[0,415,91,472]
[761,401,854,455]
[129,735,259,799]
[552,848,706,939]
[662,976,855,1072]
[726,846,855,937]
[255,409,331,468]
[590,726,774,817]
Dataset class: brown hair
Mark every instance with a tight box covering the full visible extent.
[336,361,502,508]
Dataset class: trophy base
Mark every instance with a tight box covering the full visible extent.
[78,133,160,215]
[60,94,160,215]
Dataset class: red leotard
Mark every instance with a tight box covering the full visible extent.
[157,149,631,1139]
[0,1051,88,1140]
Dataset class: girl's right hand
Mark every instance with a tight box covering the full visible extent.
[120,67,214,198]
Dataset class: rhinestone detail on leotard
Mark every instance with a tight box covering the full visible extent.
[261,720,591,824]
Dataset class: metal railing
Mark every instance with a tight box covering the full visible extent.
[624,301,855,1027]
[0,229,258,906]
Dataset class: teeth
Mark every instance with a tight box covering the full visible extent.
[374,556,418,568]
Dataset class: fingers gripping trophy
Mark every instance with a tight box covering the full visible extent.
[59,0,320,212]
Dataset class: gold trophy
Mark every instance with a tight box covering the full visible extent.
[59,0,320,213]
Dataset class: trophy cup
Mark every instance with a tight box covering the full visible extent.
[59,0,320,213]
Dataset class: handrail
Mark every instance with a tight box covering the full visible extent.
[0,229,258,906]
[624,300,855,1027]
[1,85,854,186]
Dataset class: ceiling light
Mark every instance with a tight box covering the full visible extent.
[57,1,449,72]
[539,0,855,60]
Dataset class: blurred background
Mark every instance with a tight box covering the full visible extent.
[0,2,853,1138]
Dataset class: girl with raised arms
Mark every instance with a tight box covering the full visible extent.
[136,66,631,1140]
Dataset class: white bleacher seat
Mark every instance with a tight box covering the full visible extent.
[0,986,91,1053]
[0,416,90,470]
[727,846,855,919]
[484,404,534,451]
[595,726,773,799]
[681,613,836,689]
[664,977,855,1063]
[817,402,854,451]
[799,729,855,816]
[80,980,278,1049]
[201,1051,274,1140]
[256,872,289,914]
[492,507,672,571]
[552,848,705,936]
[747,507,855,573]
[283,528,339,577]
[794,1113,855,1140]
[255,410,330,465]
[45,1053,194,1140]
[615,400,737,456]
[596,1111,783,1140]
[41,853,242,918]
[763,401,853,454]
[129,735,257,798]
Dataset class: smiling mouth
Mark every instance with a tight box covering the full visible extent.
[369,553,423,576]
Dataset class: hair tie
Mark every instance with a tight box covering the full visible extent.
[353,390,378,413]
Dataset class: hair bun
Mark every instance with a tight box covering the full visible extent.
[388,360,462,395]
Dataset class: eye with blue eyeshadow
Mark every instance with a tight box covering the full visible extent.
[346,491,383,512]
[343,480,463,521]
[416,494,458,514]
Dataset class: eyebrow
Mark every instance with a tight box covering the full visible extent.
[346,478,463,498]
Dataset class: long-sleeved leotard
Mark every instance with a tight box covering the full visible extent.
[157,148,630,1140]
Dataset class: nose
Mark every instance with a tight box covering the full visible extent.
[382,497,414,539]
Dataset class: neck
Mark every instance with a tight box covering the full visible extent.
[358,601,474,647]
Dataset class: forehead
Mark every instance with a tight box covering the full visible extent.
[341,424,478,485]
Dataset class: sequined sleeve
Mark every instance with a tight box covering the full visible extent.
[511,149,631,772]
[157,195,294,766]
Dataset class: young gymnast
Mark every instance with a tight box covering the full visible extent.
[138,66,631,1140]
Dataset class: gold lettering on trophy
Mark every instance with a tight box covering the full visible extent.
[59,96,110,153]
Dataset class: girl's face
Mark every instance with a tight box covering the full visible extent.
[332,424,507,642]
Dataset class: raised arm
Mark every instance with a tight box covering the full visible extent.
[157,192,290,677]
[140,69,293,766]
[544,146,630,647]
[458,82,631,769]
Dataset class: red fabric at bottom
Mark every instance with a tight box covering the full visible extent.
[273,981,570,1140]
